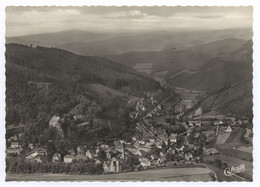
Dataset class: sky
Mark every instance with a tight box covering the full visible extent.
[5,6,253,37]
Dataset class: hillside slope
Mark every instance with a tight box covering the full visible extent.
[5,44,160,126]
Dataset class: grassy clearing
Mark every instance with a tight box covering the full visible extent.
[6,167,213,181]
[236,146,253,154]
[216,131,231,145]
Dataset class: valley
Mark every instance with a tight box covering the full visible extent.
[5,28,253,181]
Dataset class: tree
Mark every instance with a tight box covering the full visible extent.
[214,159,222,168]
[55,139,70,161]
[46,142,56,162]
[97,150,106,162]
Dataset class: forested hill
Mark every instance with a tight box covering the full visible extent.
[5,44,160,125]
[6,44,160,91]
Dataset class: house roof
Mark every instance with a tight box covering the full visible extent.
[49,115,60,123]
[26,152,39,159]
[138,150,146,155]
[134,142,140,147]
[143,142,153,148]
[169,133,177,139]
[64,155,75,159]
[53,153,61,159]
[86,149,95,154]
[140,158,151,165]
[205,148,219,153]
[77,122,90,127]
[130,149,141,154]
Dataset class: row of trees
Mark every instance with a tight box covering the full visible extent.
[6,158,103,175]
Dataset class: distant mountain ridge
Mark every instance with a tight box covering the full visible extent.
[106,37,253,117]
[107,38,252,89]
[6,28,252,56]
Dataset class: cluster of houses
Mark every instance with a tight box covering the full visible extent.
[6,141,23,155]
[6,85,252,175]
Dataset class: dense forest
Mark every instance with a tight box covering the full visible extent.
[6,44,160,125]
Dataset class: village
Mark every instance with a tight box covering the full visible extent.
[6,87,253,178]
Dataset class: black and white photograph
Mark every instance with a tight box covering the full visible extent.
[3,5,256,182]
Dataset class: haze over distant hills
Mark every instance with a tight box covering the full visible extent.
[6,28,252,56]
[107,37,253,117]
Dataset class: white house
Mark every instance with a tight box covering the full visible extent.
[95,159,102,165]
[64,155,75,163]
[194,108,203,117]
[224,126,232,133]
[10,142,19,149]
[169,133,177,143]
[85,149,95,159]
[52,153,61,162]
[139,158,151,167]
[49,115,60,127]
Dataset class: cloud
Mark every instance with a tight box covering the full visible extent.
[195,15,223,19]
[126,10,148,18]
[106,10,149,19]
[5,7,253,37]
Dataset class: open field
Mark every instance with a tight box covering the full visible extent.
[236,146,253,154]
[174,87,206,101]
[203,153,253,181]
[133,63,153,74]
[6,167,213,181]
[216,131,231,145]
